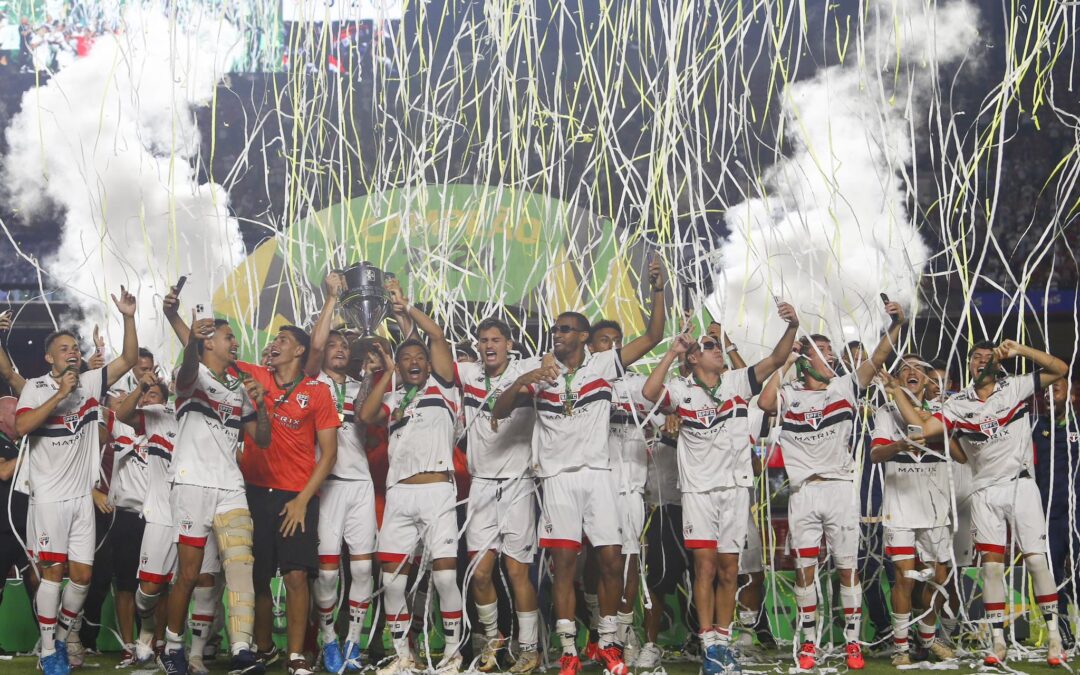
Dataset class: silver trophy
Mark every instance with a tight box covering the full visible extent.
[338,262,391,336]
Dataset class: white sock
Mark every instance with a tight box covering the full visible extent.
[432,569,462,654]
[739,609,759,628]
[917,620,937,647]
[476,601,499,639]
[840,583,863,643]
[616,611,634,646]
[1028,555,1061,634]
[189,585,217,658]
[891,612,911,652]
[55,581,89,642]
[314,568,340,644]
[517,610,539,651]
[556,618,577,656]
[715,624,732,646]
[940,616,959,636]
[700,629,719,648]
[135,588,159,643]
[346,559,373,645]
[36,579,62,656]
[597,614,618,648]
[794,583,817,643]
[165,627,184,654]
[982,562,1006,637]
[585,593,600,632]
[383,572,410,657]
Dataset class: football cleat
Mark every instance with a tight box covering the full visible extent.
[558,654,582,675]
[597,645,628,675]
[230,648,266,675]
[343,640,363,672]
[633,642,662,670]
[376,653,416,675]
[476,635,504,672]
[891,650,912,666]
[158,647,188,675]
[796,642,816,671]
[1048,634,1066,667]
[845,642,865,670]
[188,655,210,675]
[983,640,1007,667]
[927,639,955,661]
[321,640,345,674]
[509,648,541,674]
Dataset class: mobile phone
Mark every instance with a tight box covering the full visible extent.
[906,424,922,437]
[194,303,215,333]
[880,292,890,304]
[175,275,188,295]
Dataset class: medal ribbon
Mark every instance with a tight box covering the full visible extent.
[394,385,420,420]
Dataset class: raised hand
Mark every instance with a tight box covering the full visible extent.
[995,339,1022,361]
[243,377,266,407]
[326,271,346,299]
[648,255,667,291]
[777,301,799,327]
[112,286,136,317]
[670,333,694,355]
[163,285,180,317]
[190,310,216,342]
[883,300,906,326]
[137,371,160,392]
[57,367,78,398]
[0,310,12,333]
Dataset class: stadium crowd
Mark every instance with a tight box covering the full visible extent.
[0,260,1077,675]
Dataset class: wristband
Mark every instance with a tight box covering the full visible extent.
[726,344,738,353]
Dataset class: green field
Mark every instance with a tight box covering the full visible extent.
[0,648,1070,675]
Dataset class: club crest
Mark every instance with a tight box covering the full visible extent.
[217,403,234,424]
[696,407,718,426]
[297,393,310,409]
[805,409,823,429]
[980,419,1000,438]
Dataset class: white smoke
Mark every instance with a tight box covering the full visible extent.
[2,4,244,363]
[709,0,979,357]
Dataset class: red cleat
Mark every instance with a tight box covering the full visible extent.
[797,642,816,670]
[845,642,865,670]
[558,655,582,675]
[597,646,628,675]
[583,641,600,662]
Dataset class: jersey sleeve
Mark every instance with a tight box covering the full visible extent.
[82,367,108,403]
[730,367,758,400]
[659,378,687,414]
[15,379,46,417]
[871,406,899,447]
[312,383,341,431]
[1012,372,1039,399]
[600,349,624,379]
[934,396,959,432]
[381,391,397,420]
[175,363,200,397]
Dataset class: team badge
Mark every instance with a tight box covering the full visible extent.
[217,403,234,424]
[179,518,194,533]
[140,553,149,566]
[63,413,80,432]
[561,391,578,416]
[38,533,50,548]
[544,521,553,534]
[980,419,1000,437]
[696,407,718,426]
[805,409,822,429]
[683,523,693,535]
[297,393,310,409]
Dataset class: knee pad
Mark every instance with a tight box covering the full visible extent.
[213,509,255,643]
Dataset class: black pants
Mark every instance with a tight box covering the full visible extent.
[80,509,114,649]
[111,508,145,593]
[1048,516,1080,614]
[247,485,319,583]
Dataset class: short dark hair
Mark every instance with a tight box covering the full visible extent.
[395,338,430,362]
[44,330,78,352]
[137,348,155,362]
[327,329,348,344]
[928,359,949,373]
[476,318,512,340]
[455,342,478,361]
[149,382,170,401]
[970,340,996,353]
[556,311,590,334]
[846,340,865,352]
[589,319,622,342]
[280,325,311,355]
[798,334,831,353]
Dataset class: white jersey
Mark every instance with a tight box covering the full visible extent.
[778,372,860,489]
[609,372,654,493]
[381,372,461,487]
[134,404,177,525]
[17,368,107,503]
[108,416,147,512]
[660,367,761,493]
[318,371,370,481]
[524,349,621,478]
[873,397,951,529]
[936,373,1040,495]
[172,363,257,491]
[457,360,534,480]
[644,434,681,506]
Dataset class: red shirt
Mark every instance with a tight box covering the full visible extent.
[235,362,340,492]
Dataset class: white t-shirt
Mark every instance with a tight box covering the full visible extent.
[457,360,534,480]
[133,404,178,525]
[778,372,861,489]
[659,367,761,493]
[608,372,655,494]
[873,397,951,529]
[172,363,257,491]
[318,371,370,481]
[524,349,621,478]
[108,416,147,512]
[17,368,107,504]
[381,372,461,487]
[936,373,1040,495]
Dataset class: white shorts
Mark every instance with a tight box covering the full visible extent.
[885,526,952,564]
[539,468,622,550]
[318,479,377,561]
[138,521,220,583]
[953,495,974,566]
[466,477,537,564]
[682,488,750,555]
[618,492,645,556]
[378,481,458,565]
[740,505,765,575]
[28,495,96,566]
[787,481,859,570]
[971,478,1047,556]
[171,484,249,548]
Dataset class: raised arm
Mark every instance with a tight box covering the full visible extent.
[642,334,691,402]
[397,295,454,383]
[305,271,345,378]
[162,284,191,347]
[240,377,271,448]
[0,311,26,395]
[15,368,77,437]
[176,314,213,393]
[620,257,667,367]
[757,349,799,415]
[359,345,394,425]
[112,372,159,425]
[881,371,947,439]
[105,286,139,388]
[386,278,418,342]
[752,303,799,385]
[995,339,1068,390]
[855,301,906,388]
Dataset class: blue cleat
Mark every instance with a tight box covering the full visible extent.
[322,640,345,674]
[343,641,363,672]
[40,646,70,675]
[55,641,70,671]
[702,644,723,675]
[231,648,266,674]
[716,645,743,673]
[158,647,189,675]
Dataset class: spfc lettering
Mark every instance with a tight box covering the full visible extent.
[63,413,80,433]
[696,407,719,426]
[980,419,1000,438]
[217,403,234,424]
[805,409,823,429]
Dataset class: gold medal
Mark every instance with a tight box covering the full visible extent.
[338,412,346,423]
[490,417,499,432]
